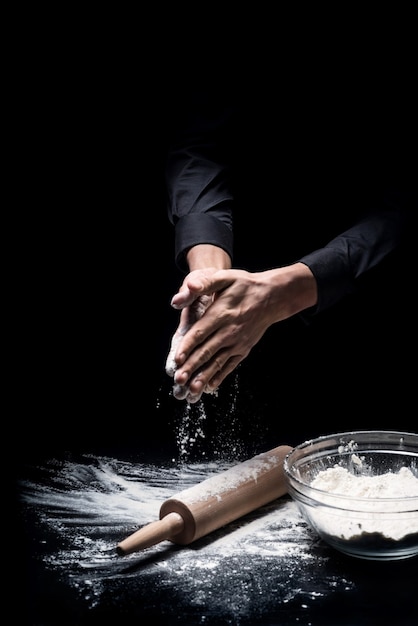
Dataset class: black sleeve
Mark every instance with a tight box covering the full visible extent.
[299,192,411,315]
[165,89,235,273]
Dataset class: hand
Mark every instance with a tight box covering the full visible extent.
[170,263,318,402]
[165,269,217,402]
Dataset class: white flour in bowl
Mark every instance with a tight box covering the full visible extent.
[309,462,418,541]
[311,465,418,499]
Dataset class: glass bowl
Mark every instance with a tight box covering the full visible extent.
[283,430,418,560]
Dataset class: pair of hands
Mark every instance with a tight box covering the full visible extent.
[165,263,318,403]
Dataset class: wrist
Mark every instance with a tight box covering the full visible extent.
[266,263,318,319]
[291,262,318,311]
[186,244,232,272]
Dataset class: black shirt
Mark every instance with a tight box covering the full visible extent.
[164,53,414,316]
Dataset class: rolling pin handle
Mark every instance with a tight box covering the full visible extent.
[116,511,184,555]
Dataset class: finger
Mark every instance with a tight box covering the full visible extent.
[166,322,191,376]
[184,354,242,404]
[171,286,194,309]
[179,350,236,397]
[166,332,182,377]
[174,323,228,384]
[166,302,201,376]
[166,299,210,377]
[184,388,204,404]
[171,272,232,310]
[205,355,243,391]
[172,382,190,401]
[188,270,232,294]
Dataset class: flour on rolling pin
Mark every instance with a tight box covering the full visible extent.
[174,450,287,504]
[117,444,292,555]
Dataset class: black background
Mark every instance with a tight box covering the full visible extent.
[19,26,416,463]
[15,14,417,626]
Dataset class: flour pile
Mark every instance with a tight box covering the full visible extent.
[311,465,418,499]
[309,463,418,542]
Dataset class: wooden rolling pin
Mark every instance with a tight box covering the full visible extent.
[116,444,291,555]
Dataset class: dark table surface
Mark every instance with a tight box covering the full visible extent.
[17,425,417,626]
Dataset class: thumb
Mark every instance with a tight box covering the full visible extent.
[170,285,195,310]
[171,269,231,309]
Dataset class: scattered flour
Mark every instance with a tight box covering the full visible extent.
[20,455,331,617]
